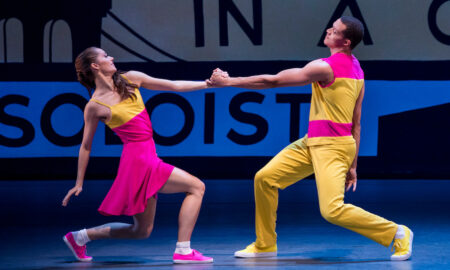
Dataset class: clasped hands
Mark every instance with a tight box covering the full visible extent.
[207,68,230,87]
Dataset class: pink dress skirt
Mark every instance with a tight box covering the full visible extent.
[97,107,174,216]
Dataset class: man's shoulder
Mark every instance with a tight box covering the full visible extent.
[305,59,333,74]
[310,58,328,65]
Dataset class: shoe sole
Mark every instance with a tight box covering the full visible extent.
[234,251,277,258]
[63,236,93,262]
[173,259,213,264]
[391,230,414,261]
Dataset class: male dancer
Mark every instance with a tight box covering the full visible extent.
[209,16,413,261]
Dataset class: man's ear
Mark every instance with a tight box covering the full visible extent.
[344,39,351,49]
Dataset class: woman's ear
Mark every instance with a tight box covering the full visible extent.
[90,62,99,71]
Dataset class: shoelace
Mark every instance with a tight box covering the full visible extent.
[391,239,404,252]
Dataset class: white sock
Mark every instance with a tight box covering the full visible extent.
[175,241,193,255]
[395,225,405,239]
[73,229,91,246]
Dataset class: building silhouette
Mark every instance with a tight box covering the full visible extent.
[0,0,111,63]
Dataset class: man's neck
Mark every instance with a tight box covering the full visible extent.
[330,47,352,56]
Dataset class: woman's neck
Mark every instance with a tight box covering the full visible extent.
[94,72,115,93]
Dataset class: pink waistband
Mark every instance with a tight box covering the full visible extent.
[308,120,352,138]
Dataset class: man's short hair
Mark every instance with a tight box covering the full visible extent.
[340,16,364,50]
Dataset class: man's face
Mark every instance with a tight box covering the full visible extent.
[324,19,349,49]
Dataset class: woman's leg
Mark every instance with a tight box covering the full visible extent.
[85,196,157,240]
[157,167,212,263]
[159,167,205,242]
[64,197,158,261]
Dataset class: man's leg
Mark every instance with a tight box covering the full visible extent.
[235,137,314,257]
[311,143,398,247]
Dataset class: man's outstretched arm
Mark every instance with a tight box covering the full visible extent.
[210,60,333,89]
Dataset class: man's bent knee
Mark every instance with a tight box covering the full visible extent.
[254,168,277,189]
[320,205,343,225]
[254,169,268,185]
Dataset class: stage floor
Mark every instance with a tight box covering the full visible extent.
[1,179,449,270]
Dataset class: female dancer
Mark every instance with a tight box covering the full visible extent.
[62,47,213,264]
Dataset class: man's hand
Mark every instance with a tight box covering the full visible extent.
[345,168,357,192]
[207,68,229,87]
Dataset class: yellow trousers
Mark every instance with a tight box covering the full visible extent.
[254,137,397,248]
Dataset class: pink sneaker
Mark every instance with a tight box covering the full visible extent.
[173,249,213,264]
[63,232,93,262]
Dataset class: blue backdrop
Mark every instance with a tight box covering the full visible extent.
[1,0,449,179]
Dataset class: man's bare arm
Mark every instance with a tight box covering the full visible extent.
[211,60,333,89]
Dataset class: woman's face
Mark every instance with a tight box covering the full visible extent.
[92,49,117,74]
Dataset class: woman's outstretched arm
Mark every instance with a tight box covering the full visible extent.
[124,70,211,92]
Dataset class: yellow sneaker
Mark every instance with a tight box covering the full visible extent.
[234,242,277,258]
[391,225,414,261]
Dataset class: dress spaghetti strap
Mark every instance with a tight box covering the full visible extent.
[90,99,112,108]
[120,74,132,83]
[120,74,140,96]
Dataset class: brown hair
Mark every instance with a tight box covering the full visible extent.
[74,47,137,100]
[340,16,364,50]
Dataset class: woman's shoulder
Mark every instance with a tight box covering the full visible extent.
[122,70,143,86]
[85,99,110,115]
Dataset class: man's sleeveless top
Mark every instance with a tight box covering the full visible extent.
[306,53,364,146]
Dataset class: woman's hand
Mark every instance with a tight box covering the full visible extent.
[208,68,230,87]
[62,185,83,206]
